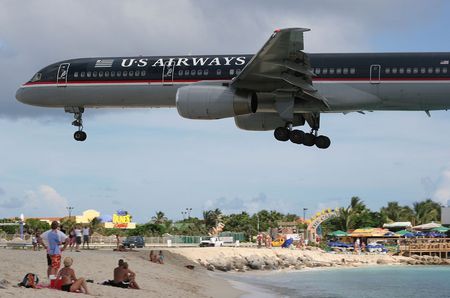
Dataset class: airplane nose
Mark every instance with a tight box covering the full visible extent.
[15,87,25,103]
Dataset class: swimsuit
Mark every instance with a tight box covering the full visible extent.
[61,283,72,292]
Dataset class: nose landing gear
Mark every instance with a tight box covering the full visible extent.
[65,107,87,142]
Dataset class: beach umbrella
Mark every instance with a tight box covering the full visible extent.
[404,232,415,238]
[414,231,426,237]
[431,227,450,233]
[395,230,411,236]
[328,230,349,237]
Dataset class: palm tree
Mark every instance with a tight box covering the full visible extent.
[202,208,222,230]
[413,199,441,225]
[381,201,414,222]
[152,211,168,224]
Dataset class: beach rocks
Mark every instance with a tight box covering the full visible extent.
[376,259,391,265]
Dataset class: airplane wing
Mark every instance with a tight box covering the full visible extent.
[231,28,329,109]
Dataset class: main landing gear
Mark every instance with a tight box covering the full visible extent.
[274,126,330,149]
[65,107,87,142]
[273,113,331,149]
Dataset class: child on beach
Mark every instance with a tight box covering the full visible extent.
[57,257,90,294]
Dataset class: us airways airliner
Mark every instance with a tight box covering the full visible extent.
[16,28,450,148]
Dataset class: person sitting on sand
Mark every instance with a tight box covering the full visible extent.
[57,257,90,294]
[113,261,139,289]
[157,251,164,264]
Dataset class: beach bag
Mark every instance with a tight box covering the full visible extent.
[19,273,39,288]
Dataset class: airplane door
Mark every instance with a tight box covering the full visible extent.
[57,63,70,87]
[162,61,175,86]
[370,64,381,84]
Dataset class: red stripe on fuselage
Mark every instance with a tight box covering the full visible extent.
[23,77,450,86]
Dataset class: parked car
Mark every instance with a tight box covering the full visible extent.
[122,236,145,248]
[199,237,224,247]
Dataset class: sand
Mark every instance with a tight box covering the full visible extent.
[0,248,243,298]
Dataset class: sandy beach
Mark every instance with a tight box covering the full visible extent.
[0,248,243,297]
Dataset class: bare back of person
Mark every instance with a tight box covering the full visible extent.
[58,267,75,286]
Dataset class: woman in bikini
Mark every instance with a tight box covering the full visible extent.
[57,257,90,294]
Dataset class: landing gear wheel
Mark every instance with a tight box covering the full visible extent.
[74,131,87,142]
[315,135,331,149]
[290,130,305,144]
[274,127,290,142]
[303,133,316,147]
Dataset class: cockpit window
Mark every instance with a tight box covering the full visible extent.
[31,72,42,82]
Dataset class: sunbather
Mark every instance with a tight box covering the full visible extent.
[57,257,90,294]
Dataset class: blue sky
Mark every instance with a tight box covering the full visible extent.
[1,0,450,222]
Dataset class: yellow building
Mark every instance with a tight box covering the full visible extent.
[75,209,100,224]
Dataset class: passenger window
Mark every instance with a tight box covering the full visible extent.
[141,70,146,76]
[87,71,92,77]
[342,68,348,75]
[135,70,140,76]
[123,71,128,77]
[413,68,418,74]
[428,67,433,74]
[217,69,222,76]
[93,71,97,77]
[74,72,79,78]
[185,70,189,76]
[236,69,241,75]
[191,69,196,75]
[336,68,342,74]
[129,71,134,77]
[315,68,321,75]
[204,69,209,76]
[385,68,391,74]
[350,68,356,74]
[178,70,183,76]
[406,68,412,74]
[392,68,397,74]
[110,71,115,77]
[197,69,203,75]
[399,68,404,74]
[99,71,103,77]
[116,71,121,77]
[329,68,335,74]
[80,72,85,78]
[322,68,328,75]
[443,68,448,74]
[420,67,426,74]
[230,69,235,75]
[435,67,441,74]
[105,71,109,77]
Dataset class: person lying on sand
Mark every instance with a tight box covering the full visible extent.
[57,257,90,294]
[112,260,139,289]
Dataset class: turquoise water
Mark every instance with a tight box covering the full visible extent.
[230,266,450,298]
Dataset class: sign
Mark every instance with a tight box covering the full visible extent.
[112,213,131,225]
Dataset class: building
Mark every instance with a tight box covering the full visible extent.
[442,206,450,225]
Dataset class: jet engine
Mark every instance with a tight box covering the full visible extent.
[176,85,257,119]
[234,113,305,131]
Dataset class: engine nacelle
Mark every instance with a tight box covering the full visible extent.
[176,85,257,120]
[234,113,305,131]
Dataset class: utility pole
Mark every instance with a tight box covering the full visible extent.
[303,208,308,222]
[66,206,74,219]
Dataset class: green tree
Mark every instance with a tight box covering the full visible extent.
[25,218,50,233]
[380,201,414,222]
[413,199,441,225]
[152,211,168,225]
[202,208,222,231]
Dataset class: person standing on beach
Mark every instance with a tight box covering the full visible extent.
[39,221,68,277]
[74,226,82,252]
[82,226,90,249]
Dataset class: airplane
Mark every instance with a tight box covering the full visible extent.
[16,28,450,148]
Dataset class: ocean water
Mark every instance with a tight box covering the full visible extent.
[228,266,450,298]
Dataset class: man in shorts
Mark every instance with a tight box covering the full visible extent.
[82,226,90,249]
[39,221,68,277]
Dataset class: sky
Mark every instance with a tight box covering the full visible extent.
[1,0,450,222]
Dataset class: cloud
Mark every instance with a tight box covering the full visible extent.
[0,187,5,196]
[433,169,450,205]
[0,197,25,209]
[24,185,69,216]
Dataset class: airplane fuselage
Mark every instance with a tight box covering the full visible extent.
[16,52,450,113]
